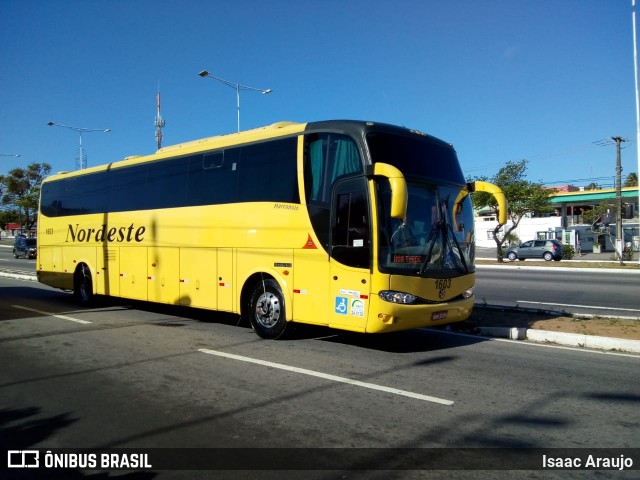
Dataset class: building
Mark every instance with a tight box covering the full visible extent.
[550,186,638,227]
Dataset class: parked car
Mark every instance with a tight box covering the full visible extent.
[504,239,563,262]
[13,236,37,259]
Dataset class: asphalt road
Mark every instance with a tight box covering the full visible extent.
[2,243,639,319]
[475,266,640,317]
[0,242,36,276]
[1,277,639,479]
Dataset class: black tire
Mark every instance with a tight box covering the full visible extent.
[247,278,287,339]
[73,264,94,303]
[507,252,517,261]
[543,252,553,262]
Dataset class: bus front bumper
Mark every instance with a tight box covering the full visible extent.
[365,294,474,334]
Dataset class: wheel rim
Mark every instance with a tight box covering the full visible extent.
[254,291,281,328]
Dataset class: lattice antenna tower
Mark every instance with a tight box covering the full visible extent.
[155,84,166,150]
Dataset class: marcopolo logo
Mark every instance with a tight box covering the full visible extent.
[66,223,146,244]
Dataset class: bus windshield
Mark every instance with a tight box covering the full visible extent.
[367,131,475,276]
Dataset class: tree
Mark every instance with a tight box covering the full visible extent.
[470,159,555,262]
[624,171,638,187]
[0,162,52,232]
[0,209,19,230]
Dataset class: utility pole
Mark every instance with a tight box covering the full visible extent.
[612,136,625,265]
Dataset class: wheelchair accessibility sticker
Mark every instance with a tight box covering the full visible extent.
[335,297,366,316]
[334,297,348,315]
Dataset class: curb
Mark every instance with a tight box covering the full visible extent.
[475,261,640,274]
[476,326,640,354]
[472,304,640,354]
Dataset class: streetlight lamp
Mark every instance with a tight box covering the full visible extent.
[198,70,272,132]
[0,154,21,158]
[47,121,111,170]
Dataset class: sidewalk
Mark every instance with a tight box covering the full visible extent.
[476,246,639,263]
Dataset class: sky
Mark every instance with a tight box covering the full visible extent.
[1,0,639,189]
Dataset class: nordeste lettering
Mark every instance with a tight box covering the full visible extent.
[66,224,146,243]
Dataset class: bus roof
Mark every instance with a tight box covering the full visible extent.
[155,121,304,156]
[42,120,453,183]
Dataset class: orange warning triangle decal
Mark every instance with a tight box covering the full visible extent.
[302,233,317,249]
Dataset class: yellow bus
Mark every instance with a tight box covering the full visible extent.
[37,120,506,339]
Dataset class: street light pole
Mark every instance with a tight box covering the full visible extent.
[198,70,272,132]
[47,122,111,170]
[633,0,640,263]
[0,154,21,158]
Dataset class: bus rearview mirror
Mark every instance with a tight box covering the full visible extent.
[369,163,408,222]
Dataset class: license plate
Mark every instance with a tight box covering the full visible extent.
[431,311,448,321]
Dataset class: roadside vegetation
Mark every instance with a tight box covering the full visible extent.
[0,162,51,231]
[469,160,555,262]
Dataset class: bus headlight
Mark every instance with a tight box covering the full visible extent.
[379,290,417,304]
[461,287,474,299]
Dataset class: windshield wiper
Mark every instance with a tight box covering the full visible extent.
[418,198,469,275]
[444,222,468,272]
[418,218,445,275]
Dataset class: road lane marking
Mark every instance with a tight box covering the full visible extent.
[12,305,92,324]
[198,348,453,405]
[516,300,640,313]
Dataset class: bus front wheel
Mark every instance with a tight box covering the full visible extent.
[248,278,287,339]
[73,264,94,303]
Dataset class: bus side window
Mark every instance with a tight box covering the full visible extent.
[304,133,364,252]
[304,133,363,205]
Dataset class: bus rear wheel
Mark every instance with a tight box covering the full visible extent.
[248,278,287,339]
[73,264,94,303]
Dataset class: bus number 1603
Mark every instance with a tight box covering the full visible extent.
[434,278,451,290]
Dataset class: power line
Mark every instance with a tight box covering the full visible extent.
[465,136,634,175]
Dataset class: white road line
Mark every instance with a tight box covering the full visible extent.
[12,305,92,324]
[198,348,453,406]
[516,300,640,313]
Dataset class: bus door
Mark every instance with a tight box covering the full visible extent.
[328,177,371,331]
